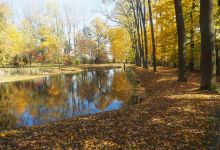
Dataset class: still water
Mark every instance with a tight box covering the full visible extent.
[0,68,137,129]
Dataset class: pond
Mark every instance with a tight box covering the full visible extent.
[0,68,137,130]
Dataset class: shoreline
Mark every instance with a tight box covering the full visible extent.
[0,63,126,83]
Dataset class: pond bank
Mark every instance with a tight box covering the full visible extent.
[0,66,220,149]
[0,64,125,83]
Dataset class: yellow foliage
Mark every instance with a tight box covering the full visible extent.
[108,27,132,62]
[0,25,25,64]
[38,26,62,61]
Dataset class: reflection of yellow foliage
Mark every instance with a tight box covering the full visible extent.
[112,72,132,92]
[14,99,27,115]
[10,89,28,115]
[0,69,135,124]
[48,86,60,96]
[95,96,112,111]
[111,72,133,102]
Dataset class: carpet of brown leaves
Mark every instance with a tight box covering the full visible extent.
[0,66,220,149]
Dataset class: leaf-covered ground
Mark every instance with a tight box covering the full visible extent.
[0,66,220,149]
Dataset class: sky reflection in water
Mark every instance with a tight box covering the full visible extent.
[0,68,136,129]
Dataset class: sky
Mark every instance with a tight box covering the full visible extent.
[2,0,112,25]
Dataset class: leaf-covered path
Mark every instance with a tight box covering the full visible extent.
[0,66,220,149]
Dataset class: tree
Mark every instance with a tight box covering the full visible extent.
[91,18,109,63]
[174,0,187,82]
[200,0,216,90]
[108,27,133,62]
[38,25,62,63]
[216,5,220,75]
[75,30,96,63]
[0,3,10,66]
[139,0,148,69]
[148,0,157,72]
[130,0,146,67]
[0,24,25,67]
[189,0,196,71]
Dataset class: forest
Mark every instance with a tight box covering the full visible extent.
[0,0,220,149]
[0,0,219,89]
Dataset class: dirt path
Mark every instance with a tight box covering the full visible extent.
[0,66,219,149]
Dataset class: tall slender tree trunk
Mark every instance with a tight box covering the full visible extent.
[148,0,156,72]
[216,45,220,75]
[135,37,140,65]
[174,0,187,82]
[200,0,216,90]
[189,0,195,72]
[29,53,32,67]
[140,0,148,69]
[136,18,143,66]
[131,0,143,67]
[139,14,145,67]
[136,1,145,67]
[133,31,140,65]
[143,25,148,69]
[216,28,220,75]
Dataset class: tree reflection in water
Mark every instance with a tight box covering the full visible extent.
[0,68,136,129]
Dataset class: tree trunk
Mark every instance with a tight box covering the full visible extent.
[148,0,157,72]
[174,0,187,82]
[134,34,140,66]
[140,0,149,69]
[189,0,195,72]
[200,0,216,90]
[215,20,220,75]
[216,46,220,75]
[136,1,145,67]
[131,0,143,67]
[29,54,32,67]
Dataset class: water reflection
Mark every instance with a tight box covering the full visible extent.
[0,69,136,129]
